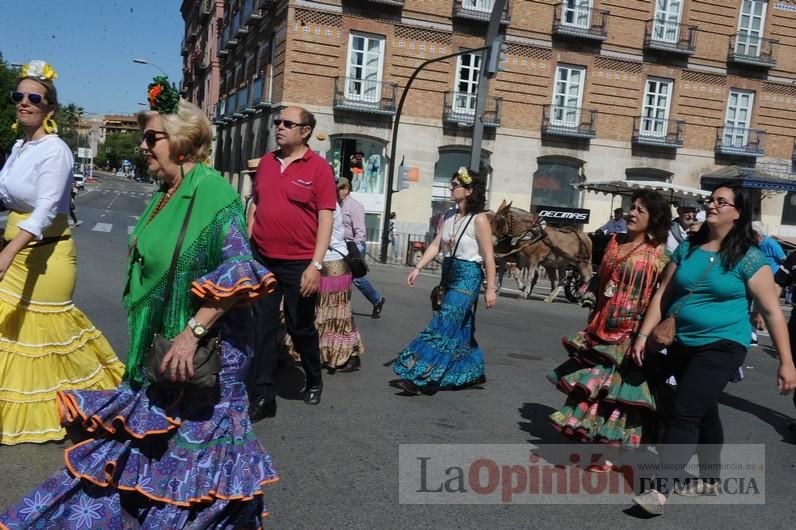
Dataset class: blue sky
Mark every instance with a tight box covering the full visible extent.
[1,0,184,116]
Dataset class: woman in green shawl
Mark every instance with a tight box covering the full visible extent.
[1,86,279,529]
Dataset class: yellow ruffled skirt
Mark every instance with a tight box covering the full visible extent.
[0,212,124,445]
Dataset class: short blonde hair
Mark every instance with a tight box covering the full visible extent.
[137,101,212,163]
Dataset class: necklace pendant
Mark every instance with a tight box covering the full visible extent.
[603,279,617,298]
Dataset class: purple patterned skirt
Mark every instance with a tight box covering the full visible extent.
[0,312,278,529]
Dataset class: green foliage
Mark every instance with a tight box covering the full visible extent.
[0,53,22,156]
[96,132,145,171]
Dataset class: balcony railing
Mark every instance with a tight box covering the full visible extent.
[542,105,597,139]
[366,0,405,6]
[552,2,608,41]
[213,97,227,124]
[728,33,777,68]
[643,19,697,55]
[442,92,501,128]
[453,0,511,24]
[251,77,271,109]
[237,86,254,114]
[226,92,240,120]
[715,126,765,157]
[632,117,685,148]
[200,0,213,17]
[333,76,397,116]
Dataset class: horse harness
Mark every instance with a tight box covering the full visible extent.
[494,210,589,264]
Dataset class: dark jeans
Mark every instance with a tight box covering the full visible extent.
[790,318,796,410]
[658,339,746,491]
[249,249,321,401]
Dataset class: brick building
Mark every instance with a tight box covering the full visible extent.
[194,0,796,240]
[180,0,224,122]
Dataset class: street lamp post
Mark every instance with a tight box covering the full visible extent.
[378,45,489,264]
[132,59,168,77]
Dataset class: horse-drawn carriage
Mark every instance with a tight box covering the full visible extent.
[490,180,709,303]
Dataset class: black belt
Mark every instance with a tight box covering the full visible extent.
[23,235,72,248]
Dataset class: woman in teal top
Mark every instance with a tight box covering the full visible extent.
[629,182,796,516]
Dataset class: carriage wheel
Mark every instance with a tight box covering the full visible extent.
[563,269,585,302]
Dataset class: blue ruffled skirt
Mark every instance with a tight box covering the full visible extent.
[393,258,485,388]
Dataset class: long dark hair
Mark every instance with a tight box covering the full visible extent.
[687,181,756,270]
[451,169,486,214]
[630,189,670,246]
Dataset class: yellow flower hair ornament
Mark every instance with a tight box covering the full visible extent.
[20,60,58,81]
[457,166,473,185]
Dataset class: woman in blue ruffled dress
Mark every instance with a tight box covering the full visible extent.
[393,168,497,394]
[0,80,278,528]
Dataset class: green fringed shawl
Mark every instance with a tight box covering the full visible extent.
[123,164,246,385]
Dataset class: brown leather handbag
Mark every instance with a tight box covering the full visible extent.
[650,256,715,347]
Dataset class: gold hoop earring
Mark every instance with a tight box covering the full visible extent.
[43,114,58,134]
[11,120,19,132]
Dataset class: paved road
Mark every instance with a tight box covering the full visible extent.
[0,175,793,529]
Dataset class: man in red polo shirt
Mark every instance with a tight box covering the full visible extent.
[248,106,335,421]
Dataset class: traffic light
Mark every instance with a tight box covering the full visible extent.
[485,37,508,78]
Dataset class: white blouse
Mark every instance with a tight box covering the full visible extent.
[324,204,348,262]
[441,209,482,263]
[0,135,73,239]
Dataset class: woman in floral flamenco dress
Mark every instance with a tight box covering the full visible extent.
[548,189,671,449]
[0,79,278,528]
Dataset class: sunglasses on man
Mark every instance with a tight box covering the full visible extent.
[141,130,168,148]
[10,91,45,105]
[273,119,308,129]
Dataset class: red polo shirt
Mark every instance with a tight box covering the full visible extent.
[251,147,337,260]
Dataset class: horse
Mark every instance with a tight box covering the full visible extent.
[488,200,593,302]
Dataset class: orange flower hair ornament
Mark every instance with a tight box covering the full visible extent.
[147,76,180,114]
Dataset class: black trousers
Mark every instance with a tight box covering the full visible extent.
[658,339,746,490]
[249,249,321,401]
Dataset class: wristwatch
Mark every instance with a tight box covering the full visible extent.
[187,317,208,338]
[311,260,323,271]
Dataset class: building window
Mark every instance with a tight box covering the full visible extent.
[531,156,582,209]
[640,77,673,138]
[551,65,585,126]
[462,0,493,14]
[736,0,767,58]
[781,193,796,226]
[652,0,683,43]
[724,89,755,147]
[453,52,481,116]
[345,33,385,104]
[562,0,593,29]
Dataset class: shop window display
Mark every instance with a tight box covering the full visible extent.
[328,138,386,195]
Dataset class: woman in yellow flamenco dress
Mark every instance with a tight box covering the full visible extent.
[0,61,123,445]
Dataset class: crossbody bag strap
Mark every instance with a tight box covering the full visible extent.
[670,254,715,317]
[440,214,474,288]
[157,192,198,335]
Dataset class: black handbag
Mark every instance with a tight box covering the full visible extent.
[146,193,222,389]
[330,241,369,278]
[430,214,473,312]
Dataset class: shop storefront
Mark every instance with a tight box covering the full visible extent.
[327,136,387,241]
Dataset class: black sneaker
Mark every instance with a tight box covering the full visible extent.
[372,297,386,319]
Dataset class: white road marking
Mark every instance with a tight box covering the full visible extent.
[92,223,112,232]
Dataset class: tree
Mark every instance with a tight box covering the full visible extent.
[96,132,145,172]
[55,103,85,154]
[0,53,21,165]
